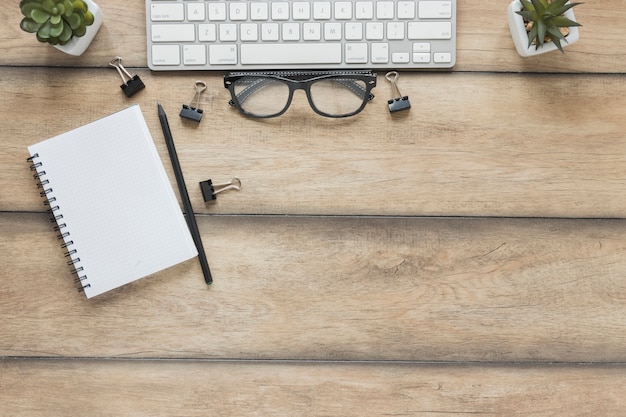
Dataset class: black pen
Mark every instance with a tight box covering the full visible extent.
[157,102,212,285]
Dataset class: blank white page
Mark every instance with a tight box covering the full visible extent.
[28,105,198,298]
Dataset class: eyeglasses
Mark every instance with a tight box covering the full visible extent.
[224,71,377,118]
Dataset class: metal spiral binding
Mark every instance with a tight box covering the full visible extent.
[27,153,90,292]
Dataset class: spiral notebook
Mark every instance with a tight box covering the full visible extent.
[27,105,198,298]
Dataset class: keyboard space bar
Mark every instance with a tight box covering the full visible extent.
[240,44,342,65]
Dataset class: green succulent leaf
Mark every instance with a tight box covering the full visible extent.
[527,23,539,48]
[20,18,42,33]
[551,16,581,27]
[535,19,547,46]
[59,22,73,41]
[37,20,52,38]
[550,0,575,15]
[21,2,45,18]
[66,12,81,29]
[49,20,64,37]
[530,0,547,15]
[546,25,564,40]
[549,34,564,52]
[49,13,61,24]
[42,0,56,13]
[30,8,51,23]
[72,0,87,13]
[519,0,535,12]
[84,11,94,26]
[63,0,74,16]
[74,22,87,37]
[517,10,535,20]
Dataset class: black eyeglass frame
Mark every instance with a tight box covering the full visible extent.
[224,70,377,118]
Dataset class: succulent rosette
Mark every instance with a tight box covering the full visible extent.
[516,0,582,52]
[20,0,95,45]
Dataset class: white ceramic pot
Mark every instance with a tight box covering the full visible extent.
[54,0,103,56]
[507,0,579,57]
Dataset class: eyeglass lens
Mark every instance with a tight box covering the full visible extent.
[231,76,370,117]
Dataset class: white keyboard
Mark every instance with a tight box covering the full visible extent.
[146,1,456,71]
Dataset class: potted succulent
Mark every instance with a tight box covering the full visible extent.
[19,0,103,56]
[508,0,582,57]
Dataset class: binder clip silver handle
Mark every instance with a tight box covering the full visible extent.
[385,71,411,113]
[180,81,207,122]
[200,177,242,202]
[109,56,145,98]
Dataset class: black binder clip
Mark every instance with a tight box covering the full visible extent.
[200,177,242,202]
[180,81,207,122]
[385,71,411,113]
[109,56,145,98]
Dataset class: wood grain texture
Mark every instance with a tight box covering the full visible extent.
[2,0,626,414]
[3,68,626,217]
[3,212,626,362]
[2,359,626,417]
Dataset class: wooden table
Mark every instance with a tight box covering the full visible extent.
[2,1,626,415]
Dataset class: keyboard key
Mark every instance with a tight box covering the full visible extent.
[345,22,363,40]
[413,42,431,52]
[324,22,342,40]
[198,24,217,42]
[187,3,205,21]
[230,3,247,21]
[240,44,342,65]
[261,23,280,41]
[413,53,431,63]
[209,45,238,65]
[434,52,452,63]
[313,2,332,19]
[397,1,416,19]
[272,2,290,20]
[150,4,184,21]
[392,52,410,63]
[303,22,322,40]
[407,22,452,39]
[366,22,384,40]
[335,2,352,19]
[292,2,311,20]
[376,2,395,19]
[219,24,238,41]
[152,24,195,42]
[345,43,368,63]
[183,44,206,65]
[419,1,453,19]
[240,23,259,41]
[282,23,300,41]
[250,2,269,20]
[355,2,374,19]
[208,3,227,21]
[371,43,389,63]
[387,22,405,40]
[152,44,180,65]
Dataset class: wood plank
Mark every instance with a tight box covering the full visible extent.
[3,212,626,362]
[1,0,625,73]
[2,359,626,416]
[3,68,626,217]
